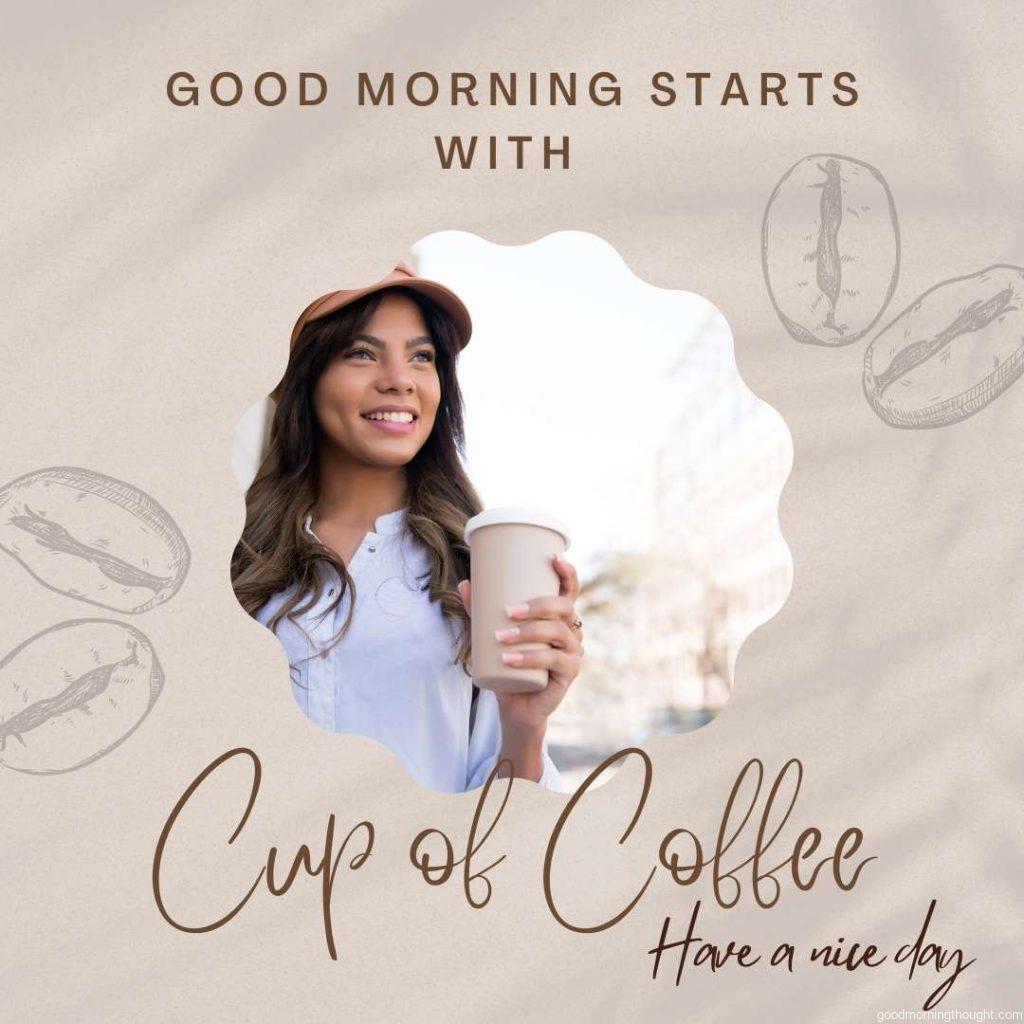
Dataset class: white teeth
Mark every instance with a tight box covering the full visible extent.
[364,411,414,422]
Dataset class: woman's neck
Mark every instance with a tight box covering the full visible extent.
[314,444,408,529]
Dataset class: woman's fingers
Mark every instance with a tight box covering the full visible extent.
[499,643,579,680]
[492,557,584,716]
[495,618,578,651]
[457,579,472,616]
[505,593,576,624]
[551,554,580,600]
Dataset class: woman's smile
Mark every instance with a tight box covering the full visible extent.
[360,407,419,436]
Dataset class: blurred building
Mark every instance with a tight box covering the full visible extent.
[548,312,792,780]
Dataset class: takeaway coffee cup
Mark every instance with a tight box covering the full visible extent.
[464,507,571,694]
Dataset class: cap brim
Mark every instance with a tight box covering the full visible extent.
[270,273,473,402]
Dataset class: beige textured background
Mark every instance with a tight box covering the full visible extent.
[3,1,1021,1020]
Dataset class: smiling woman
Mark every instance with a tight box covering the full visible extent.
[230,262,584,794]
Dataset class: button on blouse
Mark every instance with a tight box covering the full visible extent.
[254,507,562,794]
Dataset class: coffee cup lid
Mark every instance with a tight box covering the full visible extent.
[464,507,571,549]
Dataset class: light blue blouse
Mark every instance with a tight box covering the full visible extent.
[255,508,562,794]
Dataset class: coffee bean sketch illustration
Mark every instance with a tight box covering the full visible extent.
[0,619,164,775]
[863,265,1024,429]
[0,467,190,613]
[762,153,900,346]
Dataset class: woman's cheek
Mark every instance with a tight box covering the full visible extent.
[420,407,440,437]
[424,377,442,419]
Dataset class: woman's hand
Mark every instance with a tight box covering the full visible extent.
[457,553,584,734]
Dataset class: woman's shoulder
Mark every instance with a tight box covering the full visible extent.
[253,579,304,628]
[253,556,341,627]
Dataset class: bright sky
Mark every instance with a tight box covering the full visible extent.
[412,231,731,577]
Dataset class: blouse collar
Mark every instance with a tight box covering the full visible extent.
[368,508,407,535]
[303,507,407,541]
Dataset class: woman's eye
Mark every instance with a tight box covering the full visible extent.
[344,347,434,363]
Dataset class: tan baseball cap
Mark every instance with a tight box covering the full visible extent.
[270,260,472,401]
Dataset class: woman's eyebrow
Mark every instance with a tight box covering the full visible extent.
[352,333,435,349]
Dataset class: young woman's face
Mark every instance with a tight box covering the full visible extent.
[312,290,442,469]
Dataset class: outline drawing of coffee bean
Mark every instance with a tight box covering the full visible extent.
[863,265,1024,429]
[762,153,900,346]
[0,619,164,775]
[0,467,190,613]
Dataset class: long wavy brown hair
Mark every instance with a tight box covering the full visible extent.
[230,284,482,673]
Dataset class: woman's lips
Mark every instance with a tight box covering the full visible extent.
[360,415,417,436]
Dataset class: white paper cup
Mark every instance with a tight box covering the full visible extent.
[464,507,571,694]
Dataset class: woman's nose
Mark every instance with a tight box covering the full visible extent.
[375,355,415,392]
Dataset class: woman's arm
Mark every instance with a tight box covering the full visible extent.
[495,718,546,782]
[465,691,563,791]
